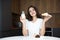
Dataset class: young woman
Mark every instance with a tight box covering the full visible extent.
[20,5,52,37]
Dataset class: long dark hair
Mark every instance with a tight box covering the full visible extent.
[26,5,42,21]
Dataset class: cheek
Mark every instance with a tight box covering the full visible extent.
[34,11,36,14]
[30,12,33,16]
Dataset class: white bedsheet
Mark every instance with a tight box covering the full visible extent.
[0,36,60,40]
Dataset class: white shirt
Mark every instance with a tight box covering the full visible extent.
[26,18,43,36]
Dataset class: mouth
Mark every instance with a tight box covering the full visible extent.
[32,13,35,15]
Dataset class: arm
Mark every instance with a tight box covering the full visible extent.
[41,13,52,22]
[20,17,28,36]
[40,13,52,36]
[22,23,28,36]
[40,21,45,36]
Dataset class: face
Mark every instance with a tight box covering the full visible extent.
[29,7,37,17]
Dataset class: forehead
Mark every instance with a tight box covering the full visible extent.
[29,7,35,10]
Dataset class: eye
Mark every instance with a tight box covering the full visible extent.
[32,8,35,11]
[29,10,31,13]
[29,8,35,13]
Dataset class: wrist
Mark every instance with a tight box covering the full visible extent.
[22,22,26,26]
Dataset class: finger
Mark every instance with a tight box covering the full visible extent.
[20,16,22,19]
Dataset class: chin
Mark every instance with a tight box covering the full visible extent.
[31,14,36,17]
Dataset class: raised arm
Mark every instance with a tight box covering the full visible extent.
[20,17,28,36]
[41,13,52,22]
[40,20,45,36]
[40,13,52,36]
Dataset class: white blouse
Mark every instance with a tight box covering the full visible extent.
[26,18,43,36]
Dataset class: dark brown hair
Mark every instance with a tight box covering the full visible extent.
[26,5,42,21]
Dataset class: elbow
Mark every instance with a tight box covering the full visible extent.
[40,29,45,36]
[22,30,28,36]
[43,30,45,36]
[22,32,27,36]
[44,30,46,36]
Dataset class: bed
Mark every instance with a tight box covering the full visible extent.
[0,36,60,40]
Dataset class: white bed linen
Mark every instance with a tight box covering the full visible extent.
[0,36,60,40]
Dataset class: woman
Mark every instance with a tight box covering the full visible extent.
[20,5,52,37]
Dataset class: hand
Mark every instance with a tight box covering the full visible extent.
[41,13,52,22]
[20,16,26,24]
[41,12,51,17]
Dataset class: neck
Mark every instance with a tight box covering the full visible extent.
[32,16,37,22]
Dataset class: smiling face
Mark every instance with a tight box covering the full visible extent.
[27,5,42,21]
[29,7,37,17]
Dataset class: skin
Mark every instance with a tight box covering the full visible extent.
[20,7,52,37]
